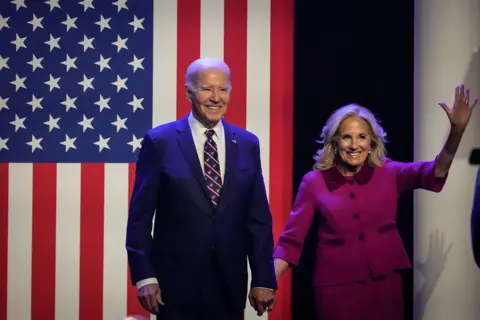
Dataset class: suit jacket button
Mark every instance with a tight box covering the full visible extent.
[359,234,365,240]
[353,213,359,219]
[350,192,355,199]
[211,245,216,250]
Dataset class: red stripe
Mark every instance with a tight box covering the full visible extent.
[31,164,57,320]
[126,163,148,317]
[176,0,201,119]
[223,0,247,128]
[206,174,222,188]
[205,161,221,178]
[79,164,104,320]
[0,164,8,320]
[269,0,294,319]
[206,151,220,165]
[207,185,221,197]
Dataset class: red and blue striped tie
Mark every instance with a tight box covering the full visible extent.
[204,129,222,207]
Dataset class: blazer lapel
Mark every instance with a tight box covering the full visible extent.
[217,121,238,210]
[176,116,211,207]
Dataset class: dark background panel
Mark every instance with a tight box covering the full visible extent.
[292,1,414,319]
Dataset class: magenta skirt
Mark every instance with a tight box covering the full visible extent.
[314,272,404,320]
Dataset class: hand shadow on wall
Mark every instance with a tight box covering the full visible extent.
[414,229,453,320]
[456,49,480,158]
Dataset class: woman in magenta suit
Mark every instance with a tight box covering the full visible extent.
[273,84,478,319]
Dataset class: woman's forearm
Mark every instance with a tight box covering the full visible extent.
[435,126,465,177]
[274,258,290,279]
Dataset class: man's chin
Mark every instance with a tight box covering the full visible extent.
[205,114,224,124]
[205,109,225,117]
[198,116,221,129]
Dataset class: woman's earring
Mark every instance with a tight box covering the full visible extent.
[368,149,372,155]
[334,149,338,155]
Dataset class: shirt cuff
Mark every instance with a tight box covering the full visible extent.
[136,277,158,289]
[251,287,275,292]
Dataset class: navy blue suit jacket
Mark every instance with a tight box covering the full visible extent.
[126,115,277,309]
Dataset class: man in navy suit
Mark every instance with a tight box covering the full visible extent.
[126,57,277,319]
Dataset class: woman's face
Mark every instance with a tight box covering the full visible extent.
[335,116,372,173]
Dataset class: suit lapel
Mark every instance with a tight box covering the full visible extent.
[176,116,211,207]
[217,121,238,210]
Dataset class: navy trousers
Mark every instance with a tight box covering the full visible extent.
[156,252,244,320]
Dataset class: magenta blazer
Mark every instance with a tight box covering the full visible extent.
[273,158,448,287]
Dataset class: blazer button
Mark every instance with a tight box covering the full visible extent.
[359,234,365,241]
[353,213,359,219]
[211,245,216,250]
[350,192,355,199]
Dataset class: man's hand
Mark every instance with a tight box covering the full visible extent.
[137,283,164,314]
[248,288,276,316]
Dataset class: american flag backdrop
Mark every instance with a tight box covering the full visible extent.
[0,0,293,319]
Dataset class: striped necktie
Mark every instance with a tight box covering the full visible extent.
[204,129,222,206]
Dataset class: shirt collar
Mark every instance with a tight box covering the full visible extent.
[188,112,224,139]
[321,162,374,191]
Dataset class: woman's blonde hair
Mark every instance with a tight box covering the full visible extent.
[313,103,388,170]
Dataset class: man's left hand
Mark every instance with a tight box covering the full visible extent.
[248,288,276,316]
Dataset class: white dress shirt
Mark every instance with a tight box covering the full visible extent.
[187,112,226,181]
[136,113,226,289]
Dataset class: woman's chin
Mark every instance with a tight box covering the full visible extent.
[341,159,367,172]
[347,160,365,167]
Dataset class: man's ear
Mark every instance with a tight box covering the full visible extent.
[184,85,192,103]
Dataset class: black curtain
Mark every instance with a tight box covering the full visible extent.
[292,1,415,319]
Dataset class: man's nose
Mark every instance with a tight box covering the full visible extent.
[210,90,220,102]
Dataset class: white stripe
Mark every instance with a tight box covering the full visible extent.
[55,164,81,320]
[103,164,129,320]
[200,0,225,60]
[245,1,271,319]
[153,0,178,128]
[7,164,33,320]
[151,3,179,318]
[246,0,271,198]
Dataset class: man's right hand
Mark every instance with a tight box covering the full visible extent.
[137,283,164,314]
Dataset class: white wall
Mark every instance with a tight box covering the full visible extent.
[414,0,480,319]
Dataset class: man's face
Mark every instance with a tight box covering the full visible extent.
[185,67,231,128]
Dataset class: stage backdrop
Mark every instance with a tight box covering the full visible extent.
[0,1,293,320]
[291,0,415,318]
[414,0,480,319]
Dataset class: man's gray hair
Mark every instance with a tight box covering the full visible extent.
[185,57,231,90]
